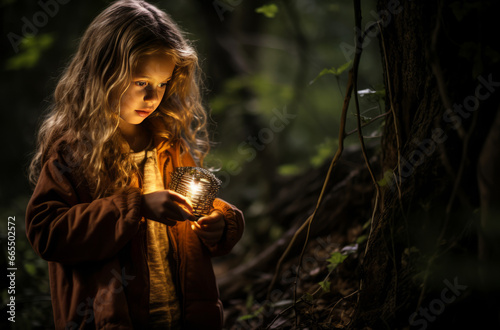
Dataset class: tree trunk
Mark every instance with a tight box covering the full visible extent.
[353,0,500,328]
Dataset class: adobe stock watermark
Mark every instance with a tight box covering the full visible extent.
[215,106,296,187]
[409,277,468,329]
[380,73,500,190]
[442,74,500,129]
[213,0,242,22]
[7,0,71,53]
[339,0,404,61]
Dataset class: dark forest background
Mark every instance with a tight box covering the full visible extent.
[1,0,500,329]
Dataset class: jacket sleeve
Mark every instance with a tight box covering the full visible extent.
[25,153,143,264]
[209,198,245,257]
[177,142,245,256]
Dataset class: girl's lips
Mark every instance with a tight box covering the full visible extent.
[135,110,152,118]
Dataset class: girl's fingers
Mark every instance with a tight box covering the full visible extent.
[191,222,219,245]
[167,190,194,212]
[191,210,225,245]
[165,202,195,222]
[197,211,224,227]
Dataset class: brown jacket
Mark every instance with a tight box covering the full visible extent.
[25,137,244,329]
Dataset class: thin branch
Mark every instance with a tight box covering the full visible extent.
[349,2,385,293]
[327,290,360,324]
[266,299,299,329]
[378,20,403,192]
[345,111,390,137]
[291,0,366,307]
[352,9,381,210]
[266,0,363,304]
[365,13,404,319]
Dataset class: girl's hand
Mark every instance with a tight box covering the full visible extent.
[141,190,196,225]
[191,210,225,246]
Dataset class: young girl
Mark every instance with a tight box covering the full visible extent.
[25,1,244,329]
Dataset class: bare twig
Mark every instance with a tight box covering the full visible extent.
[291,0,367,307]
[352,0,382,256]
[266,0,363,305]
[266,299,299,329]
[364,13,404,319]
[327,290,360,324]
[345,111,391,137]
[378,20,403,192]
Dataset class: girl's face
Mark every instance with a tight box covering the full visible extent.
[119,52,175,126]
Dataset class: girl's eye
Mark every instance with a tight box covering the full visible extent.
[159,82,169,88]
[135,81,147,87]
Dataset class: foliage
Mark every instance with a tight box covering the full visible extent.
[255,4,279,18]
[318,279,331,292]
[310,137,339,168]
[309,60,352,85]
[5,34,54,70]
[327,244,358,272]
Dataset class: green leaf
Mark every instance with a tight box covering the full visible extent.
[326,252,348,272]
[309,60,352,85]
[336,60,353,75]
[310,137,338,168]
[237,314,255,321]
[255,4,278,18]
[24,263,38,277]
[356,234,368,244]
[353,113,372,123]
[254,305,266,316]
[278,164,304,176]
[319,280,331,293]
[245,292,254,309]
[310,68,336,85]
[377,170,395,187]
[6,33,54,70]
[301,293,314,303]
[237,302,269,321]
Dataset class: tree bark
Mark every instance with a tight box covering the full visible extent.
[352,0,500,328]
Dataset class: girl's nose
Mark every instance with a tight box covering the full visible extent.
[144,86,158,103]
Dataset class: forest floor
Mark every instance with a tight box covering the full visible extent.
[220,227,367,329]
[214,147,376,329]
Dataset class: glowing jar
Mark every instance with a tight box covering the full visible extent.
[169,167,222,217]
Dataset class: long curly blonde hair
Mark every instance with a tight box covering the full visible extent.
[29,0,209,197]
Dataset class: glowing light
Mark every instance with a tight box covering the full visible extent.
[189,180,201,196]
[169,167,222,217]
